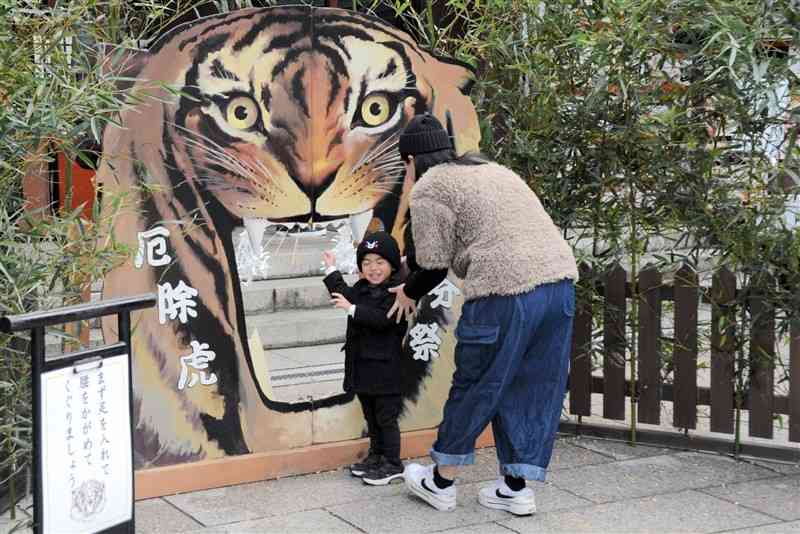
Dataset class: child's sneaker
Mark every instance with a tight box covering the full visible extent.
[478,478,536,516]
[362,460,404,486]
[403,463,456,511]
[350,453,382,477]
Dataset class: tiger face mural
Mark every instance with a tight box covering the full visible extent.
[98,6,480,466]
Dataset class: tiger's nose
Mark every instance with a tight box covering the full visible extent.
[300,171,337,203]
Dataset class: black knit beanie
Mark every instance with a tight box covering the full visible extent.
[356,231,401,273]
[398,113,452,160]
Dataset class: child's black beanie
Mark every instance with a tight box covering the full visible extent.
[356,231,401,273]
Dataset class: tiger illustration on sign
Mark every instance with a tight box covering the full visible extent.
[98,6,480,466]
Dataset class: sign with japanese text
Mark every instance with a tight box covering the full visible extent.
[40,355,132,533]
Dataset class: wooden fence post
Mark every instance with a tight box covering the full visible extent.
[710,267,736,434]
[674,264,698,430]
[570,263,593,417]
[637,266,662,424]
[749,274,775,439]
[790,303,799,443]
[604,264,627,420]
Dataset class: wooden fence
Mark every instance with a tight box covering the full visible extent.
[567,262,799,452]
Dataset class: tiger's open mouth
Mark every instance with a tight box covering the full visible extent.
[234,209,374,404]
[240,210,373,252]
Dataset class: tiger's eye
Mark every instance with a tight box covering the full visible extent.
[226,96,259,130]
[360,94,391,127]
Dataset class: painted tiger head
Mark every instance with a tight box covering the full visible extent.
[145,6,479,241]
[98,6,479,465]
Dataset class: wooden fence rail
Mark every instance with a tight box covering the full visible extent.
[568,262,798,446]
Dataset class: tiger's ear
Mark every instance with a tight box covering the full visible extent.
[434,56,476,96]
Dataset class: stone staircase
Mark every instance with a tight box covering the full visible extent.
[238,227,355,401]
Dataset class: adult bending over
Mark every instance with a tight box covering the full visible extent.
[389,114,578,516]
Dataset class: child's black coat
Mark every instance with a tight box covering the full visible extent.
[323,271,407,395]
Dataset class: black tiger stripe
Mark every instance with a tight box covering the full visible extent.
[376,40,417,88]
[211,59,239,81]
[314,24,375,46]
[171,9,305,52]
[355,76,369,122]
[315,12,425,60]
[316,10,477,93]
[378,58,397,79]
[263,31,308,55]
[326,64,341,114]
[271,46,309,80]
[162,128,217,246]
[343,87,352,118]
[291,66,309,118]
[260,83,271,111]
[315,44,348,81]
[232,11,309,52]
[324,33,352,61]
[182,32,231,91]
[151,10,258,54]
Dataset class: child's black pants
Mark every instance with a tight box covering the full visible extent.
[357,393,403,464]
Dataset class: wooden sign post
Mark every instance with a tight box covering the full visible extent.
[1,294,155,534]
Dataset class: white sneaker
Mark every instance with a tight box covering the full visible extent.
[478,478,536,516]
[404,463,457,511]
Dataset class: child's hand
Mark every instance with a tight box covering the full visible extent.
[322,250,336,268]
[330,292,352,310]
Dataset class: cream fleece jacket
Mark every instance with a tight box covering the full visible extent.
[410,162,578,300]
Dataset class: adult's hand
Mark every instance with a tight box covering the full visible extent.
[387,284,416,323]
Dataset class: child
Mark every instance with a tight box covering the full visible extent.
[322,231,408,486]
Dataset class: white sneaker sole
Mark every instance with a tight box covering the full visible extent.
[350,469,366,477]
[362,472,404,486]
[406,478,456,511]
[478,493,535,516]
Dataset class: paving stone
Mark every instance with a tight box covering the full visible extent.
[436,521,517,533]
[326,482,508,533]
[564,436,676,461]
[217,509,360,533]
[326,480,588,533]
[163,468,405,526]
[547,438,619,471]
[721,519,800,533]
[549,452,778,504]
[750,460,800,476]
[701,475,800,521]
[135,498,205,533]
[500,489,775,533]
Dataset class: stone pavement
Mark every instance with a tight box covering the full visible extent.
[3,435,798,533]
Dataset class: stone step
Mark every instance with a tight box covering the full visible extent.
[268,343,345,370]
[241,274,358,313]
[265,343,347,402]
[270,362,344,387]
[247,307,347,350]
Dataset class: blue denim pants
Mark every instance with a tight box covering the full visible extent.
[431,279,574,481]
